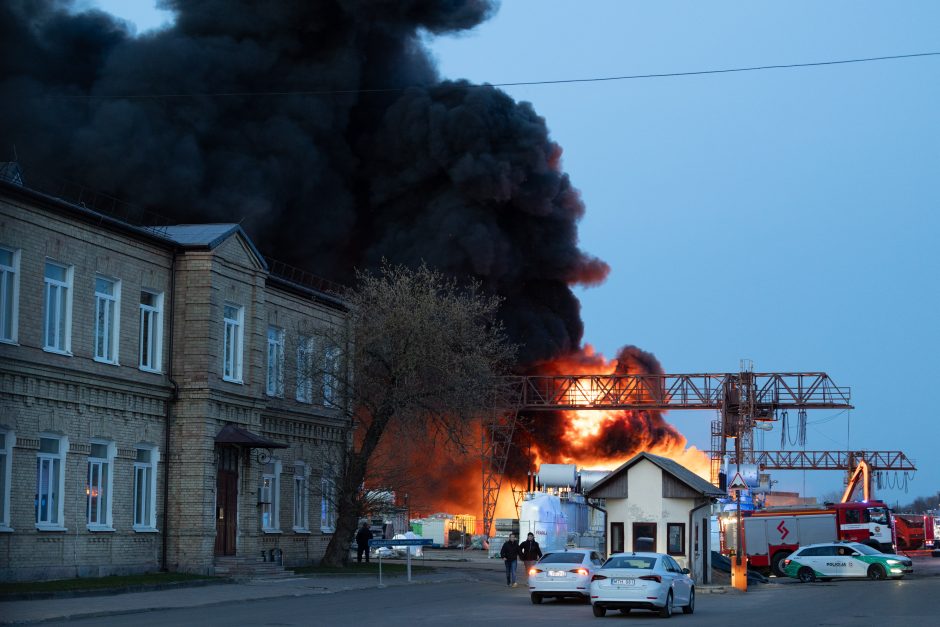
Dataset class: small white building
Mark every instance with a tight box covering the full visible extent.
[586,452,724,584]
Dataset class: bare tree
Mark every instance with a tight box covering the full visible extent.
[300,263,516,566]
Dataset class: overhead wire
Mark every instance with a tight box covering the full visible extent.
[47,51,940,100]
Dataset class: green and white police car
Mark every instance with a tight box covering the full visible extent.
[783,542,913,582]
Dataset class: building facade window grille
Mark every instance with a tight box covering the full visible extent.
[86,440,115,530]
[222,303,244,382]
[94,276,121,364]
[36,435,68,529]
[0,245,19,343]
[266,326,285,397]
[138,290,163,372]
[43,260,73,353]
[133,446,159,530]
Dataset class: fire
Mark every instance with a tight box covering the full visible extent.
[374,344,711,529]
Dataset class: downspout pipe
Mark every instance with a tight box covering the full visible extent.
[161,251,180,572]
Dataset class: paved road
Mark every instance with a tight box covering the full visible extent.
[60,569,938,627]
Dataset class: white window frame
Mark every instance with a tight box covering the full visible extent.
[320,472,337,533]
[139,290,164,372]
[266,326,285,397]
[292,463,309,533]
[222,303,244,383]
[295,336,313,403]
[86,440,116,531]
[36,434,68,530]
[133,446,159,532]
[0,246,20,344]
[323,345,341,407]
[94,275,121,364]
[260,459,281,533]
[43,260,73,354]
[0,429,13,531]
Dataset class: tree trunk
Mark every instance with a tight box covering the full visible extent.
[321,405,393,566]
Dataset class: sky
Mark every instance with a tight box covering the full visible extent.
[91,1,939,508]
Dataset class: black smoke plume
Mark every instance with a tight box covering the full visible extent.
[0,0,609,363]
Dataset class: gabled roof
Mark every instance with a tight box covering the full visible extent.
[586,452,725,498]
[161,224,267,271]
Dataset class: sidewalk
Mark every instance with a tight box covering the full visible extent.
[0,569,477,625]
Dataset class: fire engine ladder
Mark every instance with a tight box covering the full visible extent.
[482,369,854,539]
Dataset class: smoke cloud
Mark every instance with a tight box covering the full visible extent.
[0,0,608,363]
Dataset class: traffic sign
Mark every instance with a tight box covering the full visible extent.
[728,471,748,490]
[369,538,433,547]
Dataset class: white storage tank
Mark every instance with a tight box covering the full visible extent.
[538,464,578,488]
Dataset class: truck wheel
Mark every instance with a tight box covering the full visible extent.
[867,564,887,581]
[770,551,791,577]
[797,567,816,583]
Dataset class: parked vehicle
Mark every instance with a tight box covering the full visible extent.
[783,541,913,582]
[589,552,694,618]
[528,548,604,604]
[894,514,927,551]
[721,500,894,577]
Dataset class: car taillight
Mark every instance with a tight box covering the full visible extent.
[639,575,662,583]
[569,568,589,576]
[529,568,542,575]
[591,574,607,582]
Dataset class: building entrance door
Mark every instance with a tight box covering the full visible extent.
[214,446,239,556]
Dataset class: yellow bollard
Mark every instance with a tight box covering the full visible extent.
[729,549,748,592]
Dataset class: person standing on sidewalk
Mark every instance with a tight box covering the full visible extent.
[500,533,521,587]
[356,521,373,564]
[519,532,543,579]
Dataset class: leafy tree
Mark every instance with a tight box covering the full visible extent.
[303,263,516,566]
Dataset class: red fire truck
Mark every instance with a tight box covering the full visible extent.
[721,500,894,577]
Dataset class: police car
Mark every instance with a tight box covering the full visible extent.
[783,541,913,582]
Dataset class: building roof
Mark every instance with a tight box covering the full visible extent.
[586,451,725,498]
[161,224,267,271]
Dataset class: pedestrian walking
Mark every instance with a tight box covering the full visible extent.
[356,521,373,564]
[500,532,521,587]
[519,532,543,579]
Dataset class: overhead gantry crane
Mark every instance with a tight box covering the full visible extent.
[482,365,915,539]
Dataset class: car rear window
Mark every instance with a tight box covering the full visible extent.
[539,553,585,564]
[604,556,656,569]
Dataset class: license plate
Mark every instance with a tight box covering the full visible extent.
[548,570,566,577]
[611,578,635,586]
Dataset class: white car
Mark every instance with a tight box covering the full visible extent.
[589,552,694,618]
[528,548,604,604]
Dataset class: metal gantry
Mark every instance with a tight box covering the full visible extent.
[481,368,859,539]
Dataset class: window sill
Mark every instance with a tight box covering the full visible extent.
[0,526,13,533]
[133,526,160,533]
[139,366,164,374]
[93,357,120,366]
[0,339,18,346]
[87,525,115,532]
[222,378,244,385]
[262,529,282,535]
[36,525,67,532]
[42,348,72,357]
[321,527,335,534]
[292,528,311,535]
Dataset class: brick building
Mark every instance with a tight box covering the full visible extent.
[0,172,351,581]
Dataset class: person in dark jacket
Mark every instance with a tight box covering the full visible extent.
[499,532,520,587]
[355,521,373,563]
[519,532,543,579]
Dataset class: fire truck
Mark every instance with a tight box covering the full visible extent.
[721,500,894,577]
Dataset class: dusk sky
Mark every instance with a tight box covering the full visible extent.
[94,1,938,507]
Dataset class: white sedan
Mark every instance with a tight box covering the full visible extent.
[589,552,694,618]
[528,548,604,604]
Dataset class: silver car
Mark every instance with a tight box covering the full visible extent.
[528,548,604,604]
[589,552,694,618]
